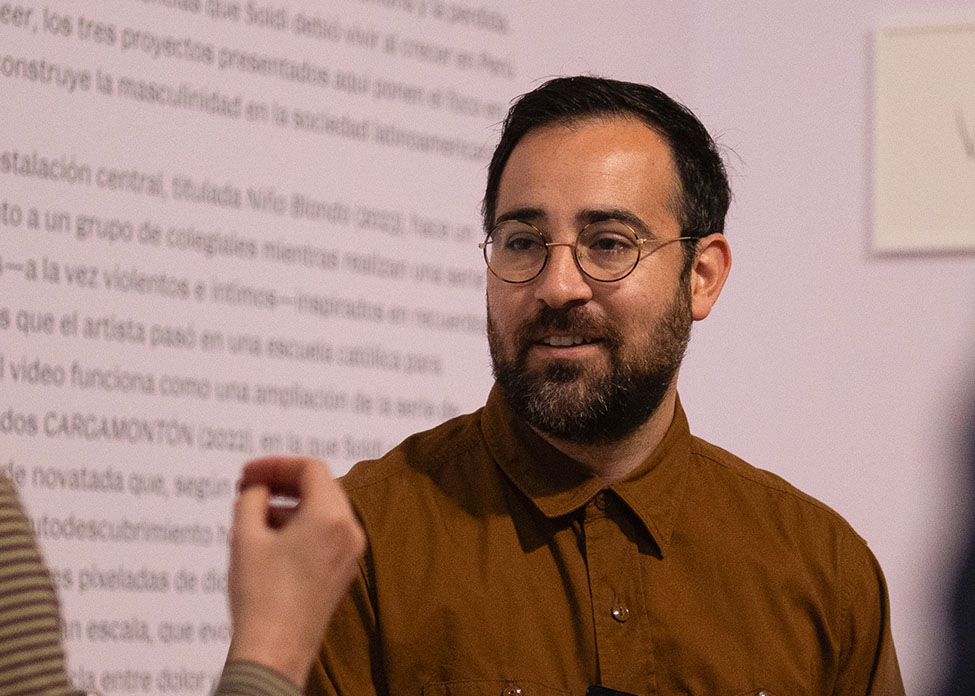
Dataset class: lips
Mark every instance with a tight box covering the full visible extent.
[540,335,597,347]
[514,305,613,358]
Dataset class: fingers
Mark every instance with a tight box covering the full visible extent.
[239,457,331,499]
[232,483,271,541]
[266,495,299,528]
[237,457,349,532]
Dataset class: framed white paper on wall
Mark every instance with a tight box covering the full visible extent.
[874,21,975,253]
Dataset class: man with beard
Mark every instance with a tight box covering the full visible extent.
[308,76,904,695]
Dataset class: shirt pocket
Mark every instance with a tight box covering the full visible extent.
[422,680,571,696]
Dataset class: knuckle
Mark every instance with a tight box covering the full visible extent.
[323,513,366,558]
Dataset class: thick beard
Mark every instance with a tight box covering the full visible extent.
[488,279,692,446]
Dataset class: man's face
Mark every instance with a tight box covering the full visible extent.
[487,117,693,444]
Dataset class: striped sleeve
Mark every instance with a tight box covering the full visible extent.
[1,474,299,696]
[0,474,81,696]
[213,660,303,696]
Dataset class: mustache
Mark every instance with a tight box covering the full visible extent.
[531,305,587,332]
[516,305,618,345]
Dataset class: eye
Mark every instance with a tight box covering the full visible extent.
[591,234,629,252]
[584,230,638,256]
[505,233,544,252]
[490,221,545,254]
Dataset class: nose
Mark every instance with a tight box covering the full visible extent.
[532,243,593,309]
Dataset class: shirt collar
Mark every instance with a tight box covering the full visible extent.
[481,384,691,557]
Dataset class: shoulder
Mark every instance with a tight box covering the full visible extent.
[683,437,891,624]
[341,408,485,493]
[338,409,503,530]
[0,474,30,532]
[685,436,875,565]
[683,438,902,691]
[0,472,20,504]
[336,407,510,583]
[691,436,855,523]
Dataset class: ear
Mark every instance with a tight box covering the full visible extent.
[689,233,731,321]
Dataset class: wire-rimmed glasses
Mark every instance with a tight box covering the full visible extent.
[479,219,694,283]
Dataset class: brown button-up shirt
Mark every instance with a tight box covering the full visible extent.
[310,387,903,696]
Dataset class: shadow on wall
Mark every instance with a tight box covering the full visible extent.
[941,383,975,696]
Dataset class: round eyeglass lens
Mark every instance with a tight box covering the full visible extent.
[484,221,548,283]
[575,220,642,281]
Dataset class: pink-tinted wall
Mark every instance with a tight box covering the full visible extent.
[2,1,970,690]
[670,2,975,692]
[515,3,974,688]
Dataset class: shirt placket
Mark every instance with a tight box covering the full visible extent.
[583,490,657,696]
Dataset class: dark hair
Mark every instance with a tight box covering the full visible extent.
[482,76,730,263]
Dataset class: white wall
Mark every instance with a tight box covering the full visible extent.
[514,4,975,687]
[674,2,975,693]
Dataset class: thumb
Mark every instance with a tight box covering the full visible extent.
[233,483,272,545]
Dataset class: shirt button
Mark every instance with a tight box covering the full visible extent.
[502,688,523,696]
[611,604,630,622]
[594,491,608,510]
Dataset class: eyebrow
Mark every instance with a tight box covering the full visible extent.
[494,207,546,225]
[577,208,653,238]
[494,206,656,239]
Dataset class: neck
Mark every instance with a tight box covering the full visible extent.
[532,388,679,483]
